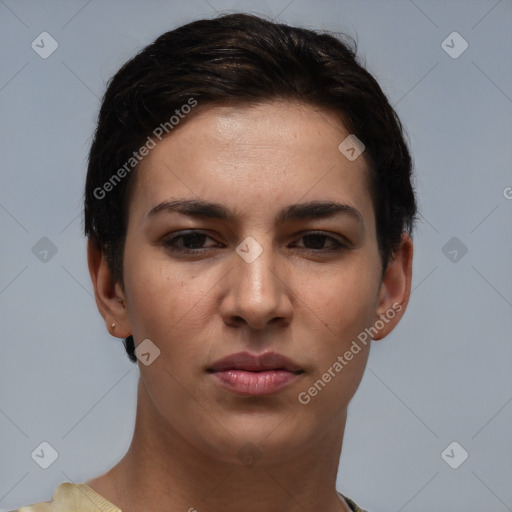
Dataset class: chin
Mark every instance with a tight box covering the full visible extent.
[195,415,315,465]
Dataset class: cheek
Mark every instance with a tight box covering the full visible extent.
[304,259,379,342]
[297,257,378,404]
[300,273,375,409]
[122,243,195,340]
[122,243,224,359]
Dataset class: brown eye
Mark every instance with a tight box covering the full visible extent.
[293,232,348,251]
[162,231,219,253]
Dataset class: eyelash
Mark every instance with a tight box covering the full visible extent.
[161,230,349,254]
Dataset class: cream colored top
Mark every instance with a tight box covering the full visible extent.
[13,482,370,511]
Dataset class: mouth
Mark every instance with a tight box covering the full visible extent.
[207,351,304,396]
[207,350,303,373]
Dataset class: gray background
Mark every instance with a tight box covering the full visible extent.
[1,1,511,511]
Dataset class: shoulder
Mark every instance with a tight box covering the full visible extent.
[11,482,121,512]
[11,497,52,512]
[12,504,51,512]
[338,491,373,512]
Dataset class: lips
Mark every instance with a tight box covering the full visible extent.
[207,351,305,396]
[207,351,303,374]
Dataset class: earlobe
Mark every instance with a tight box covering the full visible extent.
[372,233,413,341]
[86,238,132,338]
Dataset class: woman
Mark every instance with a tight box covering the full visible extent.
[17,12,416,512]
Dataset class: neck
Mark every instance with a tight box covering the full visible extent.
[88,378,352,512]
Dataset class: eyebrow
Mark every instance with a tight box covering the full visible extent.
[147,198,364,226]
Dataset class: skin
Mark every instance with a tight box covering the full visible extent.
[86,100,413,512]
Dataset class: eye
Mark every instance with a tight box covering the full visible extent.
[161,230,349,255]
[292,232,348,252]
[162,231,220,253]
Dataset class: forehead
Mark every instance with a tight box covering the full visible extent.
[130,100,374,229]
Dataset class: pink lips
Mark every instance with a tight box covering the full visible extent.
[207,351,304,396]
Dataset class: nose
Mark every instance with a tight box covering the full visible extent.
[219,236,293,330]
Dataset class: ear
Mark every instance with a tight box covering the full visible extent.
[87,237,132,338]
[372,232,413,340]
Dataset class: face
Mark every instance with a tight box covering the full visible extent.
[95,100,411,464]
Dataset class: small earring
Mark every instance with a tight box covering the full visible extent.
[111,322,116,329]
